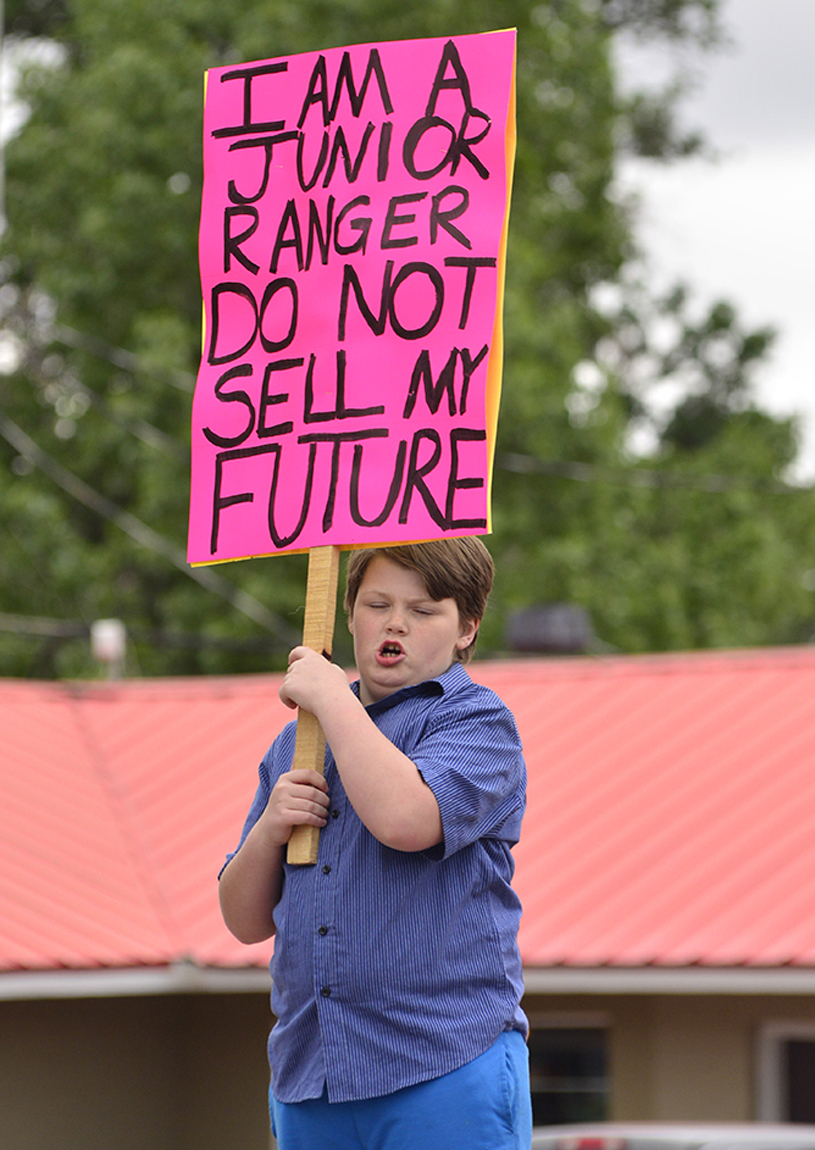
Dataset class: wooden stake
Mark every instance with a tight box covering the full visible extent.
[286,545,341,865]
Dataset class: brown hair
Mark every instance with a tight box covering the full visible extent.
[344,538,494,663]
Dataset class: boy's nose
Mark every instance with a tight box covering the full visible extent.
[386,612,407,633]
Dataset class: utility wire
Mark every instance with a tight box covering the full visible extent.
[0,613,86,639]
[0,409,300,645]
[496,452,813,495]
[0,612,288,652]
[56,374,189,463]
[52,324,195,393]
[21,319,815,497]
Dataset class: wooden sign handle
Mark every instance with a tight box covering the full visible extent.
[286,545,341,866]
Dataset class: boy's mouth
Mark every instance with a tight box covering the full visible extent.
[377,641,404,664]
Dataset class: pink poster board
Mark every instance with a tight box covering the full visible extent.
[188,29,516,565]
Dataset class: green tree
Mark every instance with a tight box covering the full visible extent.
[1,0,813,677]
[486,277,815,654]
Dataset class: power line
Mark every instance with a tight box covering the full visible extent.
[11,312,812,498]
[0,409,300,644]
[0,612,290,652]
[496,452,812,495]
[40,370,190,462]
[52,324,195,393]
[0,613,85,639]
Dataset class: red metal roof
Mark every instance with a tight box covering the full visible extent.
[2,646,814,976]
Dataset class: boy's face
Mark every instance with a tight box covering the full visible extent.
[348,555,478,707]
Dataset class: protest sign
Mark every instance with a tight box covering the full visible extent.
[188,29,516,565]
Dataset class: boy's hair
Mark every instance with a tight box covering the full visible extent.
[344,537,494,663]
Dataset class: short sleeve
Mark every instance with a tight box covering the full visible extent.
[218,722,297,878]
[410,688,525,859]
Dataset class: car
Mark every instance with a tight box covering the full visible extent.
[531,1123,815,1150]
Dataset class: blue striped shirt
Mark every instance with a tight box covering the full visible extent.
[224,662,528,1103]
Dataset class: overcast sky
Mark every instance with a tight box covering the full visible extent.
[617,0,815,481]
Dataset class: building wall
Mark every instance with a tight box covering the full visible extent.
[0,994,273,1150]
[526,993,815,1123]
[644,996,754,1119]
[5,988,815,1146]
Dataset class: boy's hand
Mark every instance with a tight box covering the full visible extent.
[279,645,349,714]
[219,767,330,943]
[263,768,330,845]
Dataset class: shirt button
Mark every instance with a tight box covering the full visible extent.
[320,986,331,997]
[331,809,340,819]
[322,864,332,874]
[318,925,328,936]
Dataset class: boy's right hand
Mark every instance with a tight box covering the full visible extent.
[220,770,329,944]
[263,769,330,845]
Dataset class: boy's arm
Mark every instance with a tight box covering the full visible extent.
[218,768,330,943]
[281,648,443,853]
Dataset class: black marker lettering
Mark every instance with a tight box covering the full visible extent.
[444,257,496,328]
[297,129,329,192]
[306,195,335,267]
[258,360,299,438]
[203,364,256,448]
[349,438,407,527]
[381,193,427,249]
[402,349,459,418]
[296,49,394,130]
[304,350,386,423]
[389,262,444,340]
[402,115,457,181]
[298,429,389,531]
[298,55,331,129]
[224,206,260,274]
[454,107,491,180]
[258,278,298,353]
[226,133,299,204]
[322,122,376,186]
[334,196,372,256]
[398,428,446,528]
[425,41,474,117]
[268,441,317,548]
[338,260,393,339]
[208,283,258,365]
[270,199,304,273]
[446,427,487,528]
[430,186,471,249]
[338,261,443,340]
[377,120,393,181]
[213,63,288,138]
[328,48,394,122]
[459,344,489,414]
[402,41,492,181]
[210,443,276,554]
[425,41,492,177]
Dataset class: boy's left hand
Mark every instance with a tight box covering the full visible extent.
[280,646,444,852]
[279,646,349,714]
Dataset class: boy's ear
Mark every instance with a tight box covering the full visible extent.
[455,617,480,651]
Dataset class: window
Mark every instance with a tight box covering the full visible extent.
[757,1022,815,1121]
[785,1040,815,1121]
[528,1023,609,1126]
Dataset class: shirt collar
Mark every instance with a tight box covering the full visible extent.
[352,661,470,714]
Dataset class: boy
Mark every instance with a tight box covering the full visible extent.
[219,538,531,1150]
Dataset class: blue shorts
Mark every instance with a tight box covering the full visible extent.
[269,1030,531,1150]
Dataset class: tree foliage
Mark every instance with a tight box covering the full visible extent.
[1,0,813,677]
